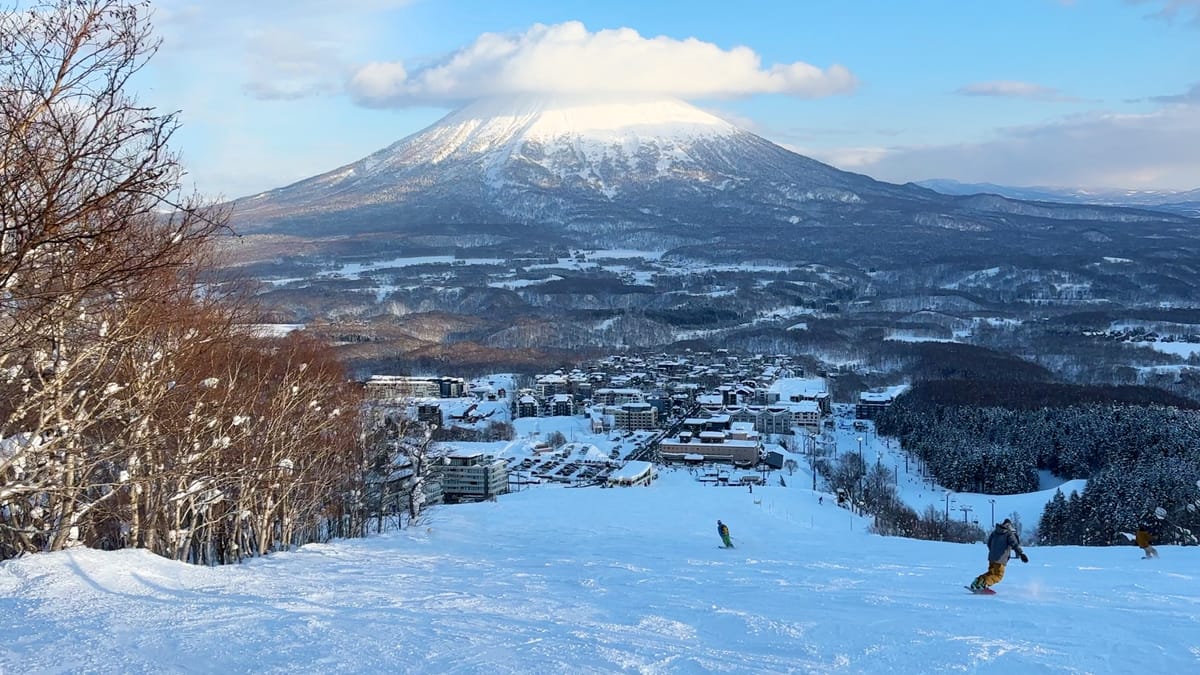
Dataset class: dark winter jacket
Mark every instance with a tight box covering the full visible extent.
[718,522,730,538]
[986,522,1024,564]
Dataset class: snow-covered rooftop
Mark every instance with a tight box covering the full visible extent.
[608,460,654,481]
[767,377,828,399]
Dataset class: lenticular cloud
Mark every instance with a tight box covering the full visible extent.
[348,21,857,107]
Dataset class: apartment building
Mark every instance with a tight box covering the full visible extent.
[365,375,465,400]
[593,387,644,406]
[659,423,761,466]
[856,391,896,420]
[416,403,442,427]
[516,393,540,419]
[438,452,508,502]
[535,373,568,398]
[610,402,658,430]
[551,393,575,417]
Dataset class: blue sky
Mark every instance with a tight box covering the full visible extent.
[140,0,1200,198]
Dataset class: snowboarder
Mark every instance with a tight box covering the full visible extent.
[1136,524,1159,559]
[969,518,1027,592]
[717,519,733,548]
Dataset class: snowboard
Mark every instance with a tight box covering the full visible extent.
[965,586,996,595]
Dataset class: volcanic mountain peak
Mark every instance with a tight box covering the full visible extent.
[353,94,744,177]
[443,94,737,141]
[234,91,1184,244]
[235,93,785,225]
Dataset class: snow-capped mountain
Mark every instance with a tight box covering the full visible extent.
[232,94,939,242]
[225,93,1200,361]
[233,94,1191,259]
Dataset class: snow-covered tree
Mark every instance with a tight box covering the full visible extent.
[0,0,223,558]
[0,2,364,563]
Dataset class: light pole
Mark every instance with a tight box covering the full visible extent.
[857,435,864,473]
[988,498,996,527]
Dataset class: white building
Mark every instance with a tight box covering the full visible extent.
[594,387,644,406]
[607,461,655,487]
[365,375,465,400]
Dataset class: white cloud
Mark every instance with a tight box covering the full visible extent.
[239,27,350,100]
[956,80,1081,102]
[817,106,1200,190]
[793,145,892,170]
[348,21,857,107]
[153,0,410,101]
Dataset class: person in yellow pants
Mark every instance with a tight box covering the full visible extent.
[717,520,733,548]
[970,518,1027,591]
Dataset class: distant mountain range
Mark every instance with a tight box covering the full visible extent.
[223,95,1200,380]
[916,179,1200,217]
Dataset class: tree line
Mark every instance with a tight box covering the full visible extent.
[875,381,1200,544]
[0,1,379,563]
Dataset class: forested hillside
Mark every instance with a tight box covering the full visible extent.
[876,381,1200,544]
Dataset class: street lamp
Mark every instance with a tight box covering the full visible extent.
[856,436,865,473]
[988,498,996,527]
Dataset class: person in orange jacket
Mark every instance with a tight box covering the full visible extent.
[1136,523,1159,559]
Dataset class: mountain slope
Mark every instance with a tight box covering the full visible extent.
[2,468,1196,673]
[231,95,1192,262]
[233,94,930,238]
[221,94,1200,365]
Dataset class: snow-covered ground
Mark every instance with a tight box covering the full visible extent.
[0,405,1188,673]
[3,467,1197,673]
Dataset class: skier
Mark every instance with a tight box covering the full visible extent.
[969,518,1028,592]
[1137,523,1156,554]
[717,519,733,548]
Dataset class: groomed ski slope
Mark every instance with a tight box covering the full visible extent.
[1,469,1197,674]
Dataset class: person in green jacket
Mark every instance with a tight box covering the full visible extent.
[717,520,733,548]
